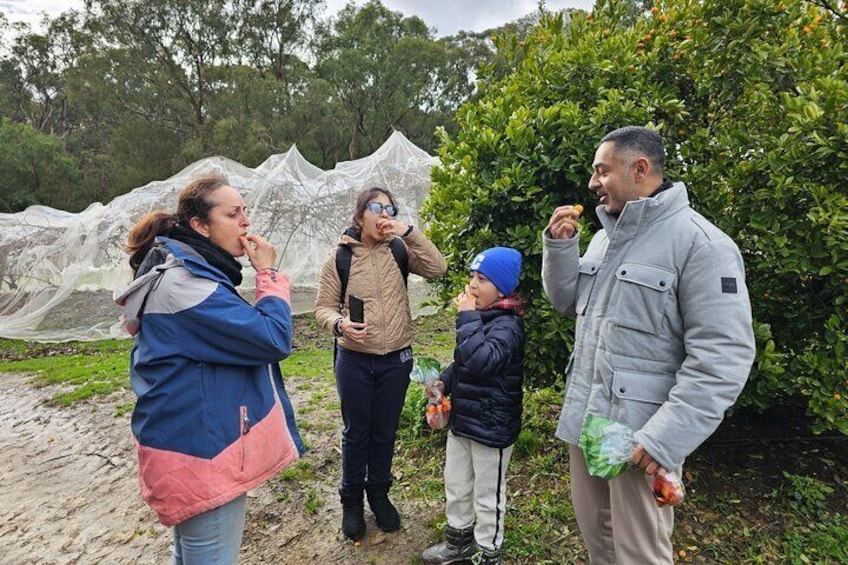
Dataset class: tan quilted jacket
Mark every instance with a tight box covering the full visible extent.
[314,228,447,355]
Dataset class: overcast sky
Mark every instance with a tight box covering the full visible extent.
[3,0,594,37]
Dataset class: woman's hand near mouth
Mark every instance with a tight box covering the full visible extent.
[240,233,277,271]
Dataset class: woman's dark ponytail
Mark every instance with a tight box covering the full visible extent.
[126,212,178,275]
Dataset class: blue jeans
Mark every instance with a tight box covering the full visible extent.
[173,494,247,565]
[335,345,412,493]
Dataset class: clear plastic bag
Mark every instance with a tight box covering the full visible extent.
[579,414,685,506]
[410,357,451,430]
[409,356,441,385]
[580,413,633,479]
[652,473,686,507]
[425,383,451,430]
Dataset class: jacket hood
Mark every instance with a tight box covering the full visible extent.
[113,237,236,336]
[339,232,361,247]
[113,253,182,336]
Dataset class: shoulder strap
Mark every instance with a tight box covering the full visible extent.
[335,238,409,307]
[389,238,409,288]
[335,244,353,309]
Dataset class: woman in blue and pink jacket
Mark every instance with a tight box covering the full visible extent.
[114,175,304,564]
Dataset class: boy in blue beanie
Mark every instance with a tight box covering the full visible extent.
[421,247,526,565]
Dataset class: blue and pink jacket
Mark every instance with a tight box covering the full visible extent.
[114,238,305,526]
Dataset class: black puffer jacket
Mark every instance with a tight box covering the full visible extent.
[440,308,525,448]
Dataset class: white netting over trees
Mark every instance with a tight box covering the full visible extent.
[0,131,439,341]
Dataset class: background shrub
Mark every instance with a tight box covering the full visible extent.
[423,0,848,434]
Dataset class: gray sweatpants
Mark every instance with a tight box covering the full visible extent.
[444,431,514,552]
[569,444,676,564]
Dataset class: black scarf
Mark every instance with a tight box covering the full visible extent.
[165,225,243,286]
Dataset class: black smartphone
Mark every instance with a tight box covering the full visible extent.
[349,294,365,324]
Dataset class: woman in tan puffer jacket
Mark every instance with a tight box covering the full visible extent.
[314,186,446,542]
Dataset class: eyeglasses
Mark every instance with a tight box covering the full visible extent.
[365,201,398,217]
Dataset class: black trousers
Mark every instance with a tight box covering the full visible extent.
[335,345,412,494]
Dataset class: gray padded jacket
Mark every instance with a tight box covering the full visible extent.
[542,182,755,470]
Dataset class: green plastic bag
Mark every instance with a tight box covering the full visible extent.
[579,414,634,479]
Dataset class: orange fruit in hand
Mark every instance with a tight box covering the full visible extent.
[652,474,685,506]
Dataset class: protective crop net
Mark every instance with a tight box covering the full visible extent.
[0,131,439,341]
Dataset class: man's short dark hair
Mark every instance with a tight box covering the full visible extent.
[601,126,665,175]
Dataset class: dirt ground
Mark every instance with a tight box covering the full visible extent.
[5,320,845,564]
[0,373,171,564]
[0,370,441,565]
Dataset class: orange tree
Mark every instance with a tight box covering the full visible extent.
[422,0,848,434]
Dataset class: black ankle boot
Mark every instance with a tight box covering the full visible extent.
[339,488,366,541]
[366,483,400,532]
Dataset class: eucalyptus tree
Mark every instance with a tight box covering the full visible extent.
[0,58,30,124]
[314,0,459,159]
[206,0,325,165]
[3,11,88,137]
[87,0,236,136]
[82,0,323,162]
[233,0,323,82]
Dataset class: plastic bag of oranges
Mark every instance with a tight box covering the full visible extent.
[425,390,451,430]
[410,357,451,430]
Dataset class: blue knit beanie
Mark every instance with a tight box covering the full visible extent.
[469,247,522,296]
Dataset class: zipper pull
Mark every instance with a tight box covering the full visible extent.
[241,406,251,435]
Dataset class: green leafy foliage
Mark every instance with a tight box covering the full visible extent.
[424,0,848,434]
[782,514,848,565]
[783,471,834,517]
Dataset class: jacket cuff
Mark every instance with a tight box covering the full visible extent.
[401,226,426,244]
[255,268,291,304]
[633,429,680,471]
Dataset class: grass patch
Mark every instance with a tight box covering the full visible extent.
[0,339,131,406]
[783,514,848,564]
[0,337,129,359]
[279,459,317,482]
[281,348,334,381]
[303,487,324,515]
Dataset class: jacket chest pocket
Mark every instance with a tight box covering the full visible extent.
[609,263,675,335]
[576,257,602,315]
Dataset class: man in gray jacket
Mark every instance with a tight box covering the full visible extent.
[542,126,755,564]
